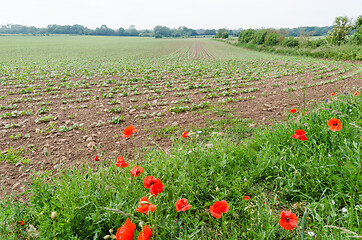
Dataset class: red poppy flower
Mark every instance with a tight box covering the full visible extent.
[279,211,298,230]
[94,155,99,161]
[136,197,156,215]
[122,126,139,138]
[182,131,189,138]
[292,129,308,141]
[290,108,297,113]
[331,92,336,96]
[143,176,163,196]
[175,198,192,212]
[354,91,359,96]
[116,156,129,168]
[138,225,152,240]
[19,220,24,226]
[327,118,342,131]
[130,165,144,177]
[210,200,229,218]
[116,218,135,240]
[244,195,250,200]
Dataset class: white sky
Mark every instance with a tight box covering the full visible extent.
[0,0,360,30]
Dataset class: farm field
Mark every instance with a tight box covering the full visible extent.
[0,36,361,196]
[0,36,361,239]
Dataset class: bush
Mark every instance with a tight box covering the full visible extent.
[216,28,229,38]
[265,32,281,46]
[221,32,229,39]
[349,29,362,45]
[238,29,255,43]
[306,39,327,48]
[282,37,299,47]
[254,29,268,44]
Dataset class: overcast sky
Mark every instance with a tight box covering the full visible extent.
[0,0,360,30]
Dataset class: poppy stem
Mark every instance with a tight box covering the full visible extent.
[132,135,136,162]
[52,220,56,240]
[301,209,307,240]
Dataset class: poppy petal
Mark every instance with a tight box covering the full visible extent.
[116,218,136,240]
[279,211,298,230]
[143,176,155,189]
[138,225,152,240]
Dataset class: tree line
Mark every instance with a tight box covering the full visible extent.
[234,16,361,47]
[0,24,340,38]
[0,24,218,37]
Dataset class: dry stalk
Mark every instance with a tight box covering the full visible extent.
[325,225,362,239]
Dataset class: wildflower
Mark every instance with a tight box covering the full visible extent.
[327,118,342,131]
[290,108,297,113]
[344,92,348,95]
[19,220,24,226]
[307,231,316,237]
[354,91,359,96]
[116,218,135,240]
[332,92,336,96]
[175,198,192,212]
[341,207,348,213]
[292,129,308,141]
[138,225,152,240]
[116,156,129,168]
[143,176,163,196]
[130,165,144,177]
[94,155,99,161]
[279,211,298,230]
[210,200,229,218]
[182,131,189,138]
[244,195,250,200]
[122,126,138,138]
[136,197,156,215]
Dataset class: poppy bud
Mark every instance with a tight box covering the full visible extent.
[51,212,57,221]
[216,187,220,192]
[103,235,111,239]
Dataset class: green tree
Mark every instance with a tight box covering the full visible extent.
[350,15,362,45]
[327,16,352,45]
[238,29,255,43]
[154,25,171,37]
[216,28,229,38]
[204,29,216,35]
[265,32,281,46]
[254,29,268,44]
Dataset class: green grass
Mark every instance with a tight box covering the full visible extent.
[0,148,30,164]
[1,92,361,239]
[234,41,362,61]
[154,125,180,137]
